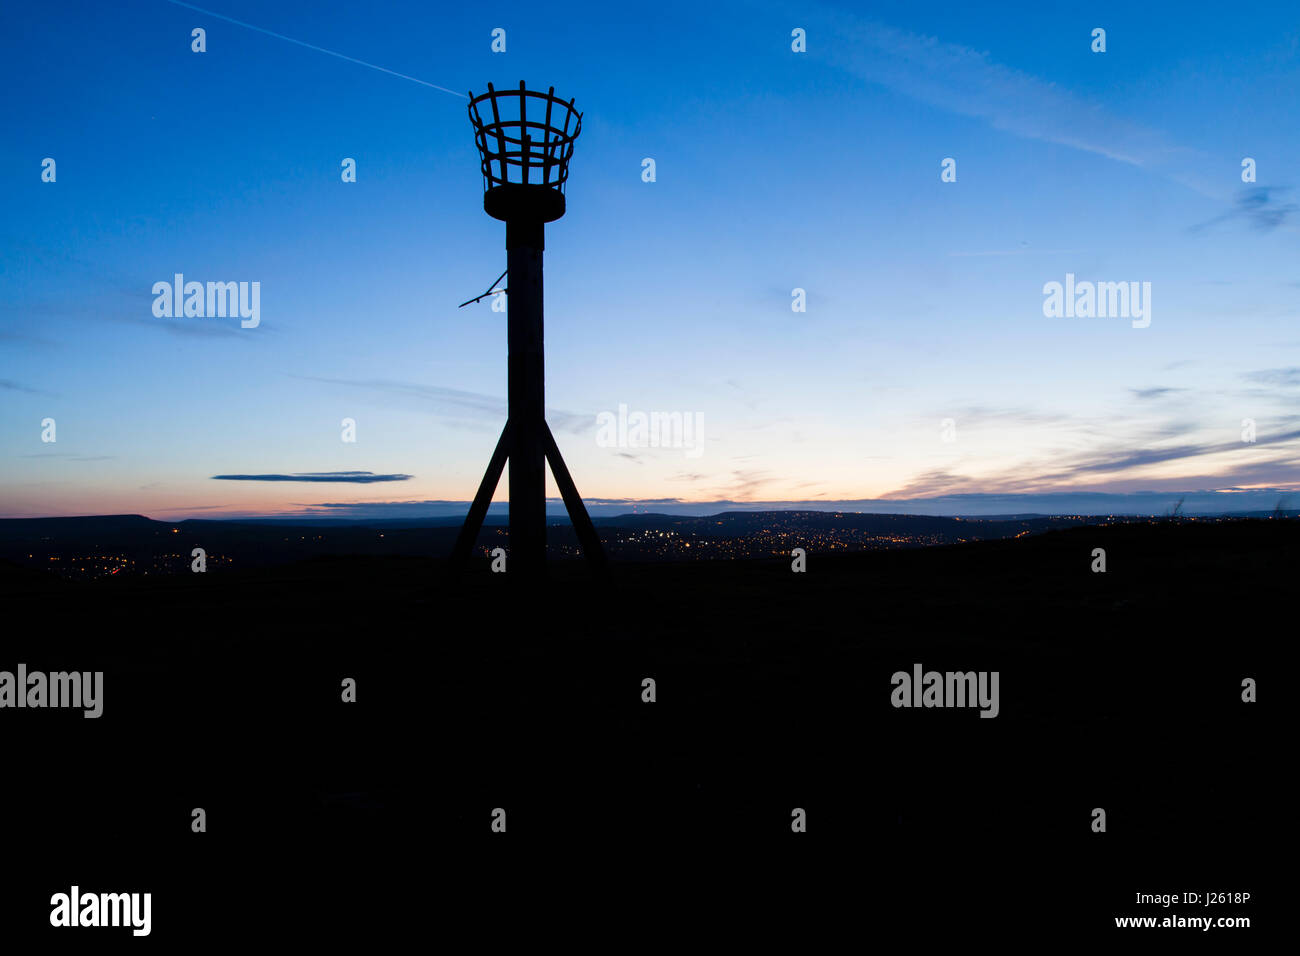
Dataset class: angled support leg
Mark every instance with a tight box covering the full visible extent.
[449,420,512,572]
[543,421,607,574]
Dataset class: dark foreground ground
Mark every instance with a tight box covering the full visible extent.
[0,519,1282,942]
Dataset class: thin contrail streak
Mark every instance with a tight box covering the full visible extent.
[162,0,466,97]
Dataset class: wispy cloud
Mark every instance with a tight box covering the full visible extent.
[1054,430,1300,476]
[944,404,1073,427]
[212,471,413,483]
[1244,367,1300,387]
[17,453,115,461]
[716,468,777,500]
[7,301,264,341]
[948,248,1075,258]
[1129,387,1189,400]
[291,375,590,434]
[1,379,60,397]
[887,424,1300,499]
[818,9,1222,199]
[1189,187,1298,234]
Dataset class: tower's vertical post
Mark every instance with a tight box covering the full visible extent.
[507,220,546,578]
[453,82,605,579]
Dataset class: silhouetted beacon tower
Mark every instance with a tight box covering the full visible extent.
[451,82,606,579]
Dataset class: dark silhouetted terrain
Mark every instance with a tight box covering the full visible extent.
[0,509,1265,574]
[1,518,1281,939]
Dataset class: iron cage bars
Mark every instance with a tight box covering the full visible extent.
[467,82,582,197]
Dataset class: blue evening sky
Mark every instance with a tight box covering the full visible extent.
[2,0,1298,517]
